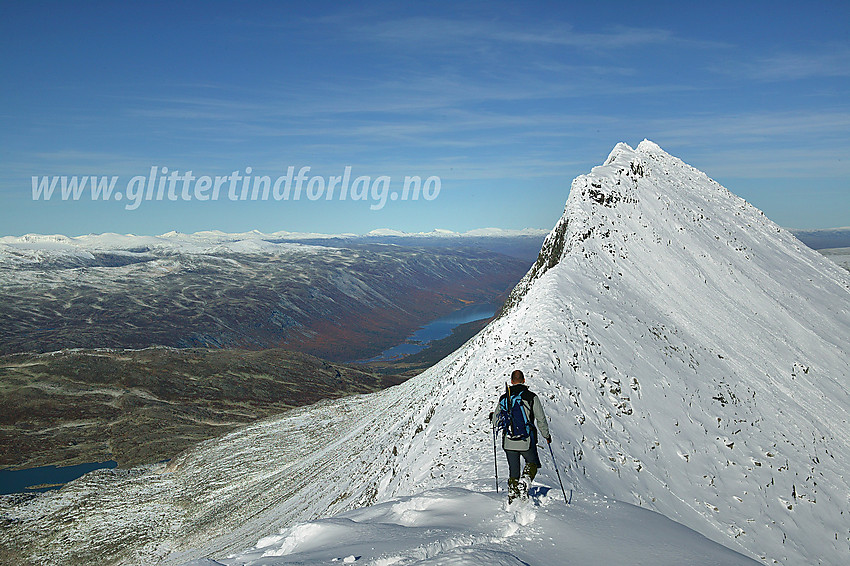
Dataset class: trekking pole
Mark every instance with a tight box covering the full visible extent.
[547,442,570,504]
[492,423,499,493]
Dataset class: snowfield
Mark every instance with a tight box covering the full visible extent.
[183,486,758,565]
[2,141,849,565]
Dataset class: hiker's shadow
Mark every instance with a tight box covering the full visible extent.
[529,486,551,499]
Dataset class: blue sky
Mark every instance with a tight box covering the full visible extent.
[1,0,848,236]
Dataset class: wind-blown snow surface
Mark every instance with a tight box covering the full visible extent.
[2,141,849,565]
[187,487,757,565]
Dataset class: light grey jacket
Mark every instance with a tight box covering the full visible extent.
[491,384,551,451]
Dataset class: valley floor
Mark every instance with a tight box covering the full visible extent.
[0,348,405,472]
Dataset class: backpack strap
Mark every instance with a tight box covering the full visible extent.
[521,389,537,437]
[520,389,535,421]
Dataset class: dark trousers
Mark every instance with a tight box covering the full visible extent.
[504,444,541,479]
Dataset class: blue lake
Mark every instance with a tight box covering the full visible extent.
[0,460,118,495]
[369,303,497,361]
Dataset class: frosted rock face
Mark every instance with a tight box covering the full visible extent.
[2,142,848,566]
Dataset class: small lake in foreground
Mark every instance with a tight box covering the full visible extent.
[368,303,498,361]
[0,460,118,495]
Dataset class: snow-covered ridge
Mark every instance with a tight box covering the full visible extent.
[2,141,849,566]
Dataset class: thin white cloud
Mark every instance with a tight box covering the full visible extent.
[720,44,850,81]
[646,111,850,145]
[696,147,850,178]
[347,16,728,52]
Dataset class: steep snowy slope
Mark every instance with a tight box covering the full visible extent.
[2,141,848,565]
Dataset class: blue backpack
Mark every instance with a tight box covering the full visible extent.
[498,386,532,441]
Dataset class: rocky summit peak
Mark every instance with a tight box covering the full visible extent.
[604,141,635,165]
[507,142,668,304]
[636,138,664,153]
[506,140,788,310]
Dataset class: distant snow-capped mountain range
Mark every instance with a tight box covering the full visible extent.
[0,228,551,272]
[2,224,846,271]
[0,227,549,251]
[1,141,848,566]
[2,224,848,252]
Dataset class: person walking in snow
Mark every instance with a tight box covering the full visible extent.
[492,369,552,502]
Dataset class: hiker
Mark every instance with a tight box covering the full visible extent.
[492,369,552,502]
